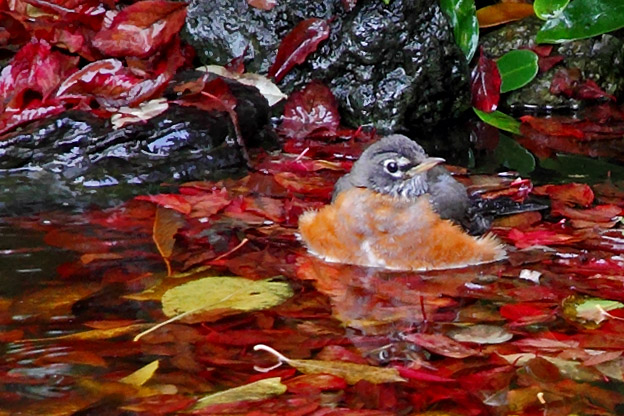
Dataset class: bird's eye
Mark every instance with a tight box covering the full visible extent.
[384,160,399,174]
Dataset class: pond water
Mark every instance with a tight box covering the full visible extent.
[2,135,624,415]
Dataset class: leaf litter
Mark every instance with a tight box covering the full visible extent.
[3,1,624,414]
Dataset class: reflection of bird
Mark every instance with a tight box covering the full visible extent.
[298,134,506,270]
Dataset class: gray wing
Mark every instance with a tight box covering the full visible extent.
[427,166,469,221]
[332,173,355,202]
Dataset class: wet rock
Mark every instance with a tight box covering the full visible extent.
[183,0,470,133]
[0,78,273,214]
[481,17,624,111]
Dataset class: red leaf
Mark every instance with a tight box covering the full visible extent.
[533,183,594,207]
[520,115,585,139]
[274,172,335,199]
[403,333,480,359]
[538,55,564,73]
[0,100,66,136]
[268,18,330,82]
[278,80,340,140]
[471,48,501,112]
[551,202,622,222]
[396,366,455,383]
[506,228,580,249]
[0,39,78,110]
[135,194,192,215]
[55,58,172,109]
[341,0,357,11]
[247,0,276,11]
[550,68,615,102]
[285,374,348,393]
[93,0,187,58]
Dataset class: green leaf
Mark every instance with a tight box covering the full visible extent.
[440,0,479,61]
[496,50,539,93]
[533,0,570,20]
[536,0,624,43]
[563,295,624,326]
[539,154,624,183]
[473,108,521,134]
[494,134,536,174]
[161,276,293,319]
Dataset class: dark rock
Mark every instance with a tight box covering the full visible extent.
[183,0,470,133]
[0,77,273,214]
[481,17,624,111]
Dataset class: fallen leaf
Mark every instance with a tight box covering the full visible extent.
[254,345,406,385]
[153,206,186,276]
[562,295,624,326]
[161,276,293,320]
[448,324,513,344]
[121,360,160,387]
[194,377,286,409]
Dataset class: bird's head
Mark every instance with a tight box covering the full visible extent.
[349,134,445,198]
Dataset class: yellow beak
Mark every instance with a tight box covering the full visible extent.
[407,157,445,176]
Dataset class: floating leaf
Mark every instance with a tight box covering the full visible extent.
[25,324,150,342]
[254,345,406,385]
[476,3,534,28]
[494,134,536,174]
[161,276,293,318]
[120,360,159,387]
[563,295,624,326]
[194,377,286,409]
[403,333,480,359]
[448,324,513,344]
[536,0,624,43]
[473,108,521,134]
[497,50,539,93]
[533,0,570,20]
[440,0,479,61]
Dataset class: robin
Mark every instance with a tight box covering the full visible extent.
[298,134,506,270]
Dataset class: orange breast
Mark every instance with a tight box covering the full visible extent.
[298,188,505,271]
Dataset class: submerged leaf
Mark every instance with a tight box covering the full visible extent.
[120,360,160,387]
[494,134,536,174]
[161,276,293,318]
[194,377,286,409]
[153,206,185,276]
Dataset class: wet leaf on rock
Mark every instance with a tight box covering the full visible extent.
[497,50,539,94]
[268,18,330,83]
[440,0,479,61]
[533,0,570,20]
[476,3,535,28]
[471,48,501,112]
[536,0,624,43]
[161,276,294,320]
[93,0,187,58]
[278,80,340,140]
[194,377,287,409]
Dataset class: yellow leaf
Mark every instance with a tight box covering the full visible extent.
[254,345,405,385]
[288,358,406,384]
[194,377,286,409]
[120,360,159,387]
[161,276,293,319]
[24,323,150,342]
